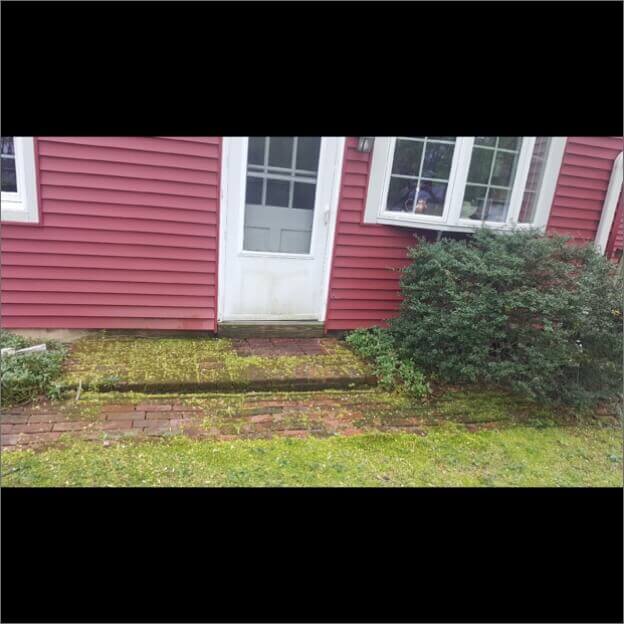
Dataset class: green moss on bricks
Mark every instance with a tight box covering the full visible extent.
[60,334,372,391]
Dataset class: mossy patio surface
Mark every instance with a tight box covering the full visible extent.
[59,334,374,392]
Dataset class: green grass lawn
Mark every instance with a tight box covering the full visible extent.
[2,423,621,487]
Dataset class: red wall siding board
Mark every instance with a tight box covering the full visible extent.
[1,279,213,296]
[2,266,214,285]
[3,304,215,319]
[326,137,624,332]
[547,137,624,247]
[1,240,216,261]
[38,142,218,172]
[39,156,220,185]
[41,200,218,225]
[567,137,623,150]
[1,318,215,330]
[2,253,215,273]
[40,214,216,237]
[42,137,220,158]
[41,186,217,209]
[1,225,213,249]
[40,171,217,199]
[1,137,219,330]
[3,293,215,308]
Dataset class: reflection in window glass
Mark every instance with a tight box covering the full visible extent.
[1,137,17,193]
[461,137,522,223]
[519,137,551,223]
[386,137,456,217]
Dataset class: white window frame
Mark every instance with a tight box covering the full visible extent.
[1,137,39,223]
[594,151,623,255]
[364,137,567,233]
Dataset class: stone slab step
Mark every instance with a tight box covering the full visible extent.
[217,321,324,338]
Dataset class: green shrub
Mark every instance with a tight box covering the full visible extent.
[1,330,68,406]
[346,327,429,398]
[390,229,623,407]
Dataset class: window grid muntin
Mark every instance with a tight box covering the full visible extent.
[246,137,320,211]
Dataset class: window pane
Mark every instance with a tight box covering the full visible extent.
[498,137,520,150]
[467,147,494,184]
[392,139,423,176]
[461,185,487,220]
[1,137,17,193]
[520,137,551,223]
[415,181,447,216]
[266,179,290,207]
[245,176,263,204]
[484,188,510,222]
[268,137,294,168]
[421,142,454,180]
[292,182,316,210]
[387,177,416,212]
[1,136,15,156]
[491,150,519,187]
[475,137,496,146]
[248,137,266,166]
[296,137,321,171]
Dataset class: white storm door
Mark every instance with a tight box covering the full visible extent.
[220,137,343,321]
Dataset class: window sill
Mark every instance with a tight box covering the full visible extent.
[373,213,543,233]
[1,200,39,224]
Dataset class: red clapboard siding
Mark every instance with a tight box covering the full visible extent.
[547,137,623,243]
[1,317,214,330]
[324,137,433,332]
[1,137,220,331]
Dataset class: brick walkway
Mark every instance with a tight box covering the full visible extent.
[0,391,426,451]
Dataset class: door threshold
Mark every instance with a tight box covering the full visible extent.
[217,321,324,338]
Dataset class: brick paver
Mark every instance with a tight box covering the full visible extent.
[231,338,329,357]
[0,389,423,452]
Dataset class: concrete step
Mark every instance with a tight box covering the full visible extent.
[217,321,324,338]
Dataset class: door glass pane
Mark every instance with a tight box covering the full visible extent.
[268,137,294,169]
[243,137,319,254]
[1,136,17,193]
[248,137,266,166]
[245,176,263,204]
[266,179,290,207]
[296,137,321,172]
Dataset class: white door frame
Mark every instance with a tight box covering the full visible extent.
[218,136,345,322]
